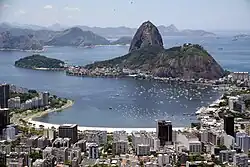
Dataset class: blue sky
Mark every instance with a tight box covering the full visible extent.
[0,0,250,30]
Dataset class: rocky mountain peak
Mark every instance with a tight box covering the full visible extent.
[129,21,163,52]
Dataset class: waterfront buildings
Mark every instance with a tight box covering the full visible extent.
[42,92,49,106]
[156,120,172,146]
[59,124,78,144]
[0,84,10,109]
[7,97,21,109]
[81,130,107,145]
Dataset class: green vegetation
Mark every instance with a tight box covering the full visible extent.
[15,54,65,69]
[10,89,39,103]
[30,152,42,163]
[218,145,227,150]
[18,125,43,136]
[188,154,205,162]
[85,44,224,80]
[191,122,201,129]
[103,134,113,155]
[127,135,132,143]
[0,163,7,167]
[50,97,67,108]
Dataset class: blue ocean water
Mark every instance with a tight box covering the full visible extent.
[0,36,249,128]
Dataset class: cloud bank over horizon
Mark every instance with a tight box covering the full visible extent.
[0,0,250,31]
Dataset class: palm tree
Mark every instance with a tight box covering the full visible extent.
[39,125,45,130]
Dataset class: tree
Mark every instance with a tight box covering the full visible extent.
[39,124,44,130]
[30,152,42,163]
[127,135,132,143]
[241,124,245,130]
[139,161,144,167]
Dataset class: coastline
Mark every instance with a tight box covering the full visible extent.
[21,99,185,133]
[26,99,74,121]
[11,99,74,126]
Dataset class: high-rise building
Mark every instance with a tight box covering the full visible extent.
[236,132,250,153]
[0,84,10,108]
[42,92,49,106]
[0,108,10,134]
[157,120,172,146]
[224,116,234,137]
[89,143,99,159]
[59,124,78,144]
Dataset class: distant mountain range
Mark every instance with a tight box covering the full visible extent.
[0,22,216,50]
[45,27,110,46]
[0,22,216,38]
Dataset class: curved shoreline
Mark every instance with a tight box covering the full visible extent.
[23,99,185,133]
[26,99,74,121]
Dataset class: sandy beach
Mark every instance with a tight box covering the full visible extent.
[13,99,185,133]
[24,99,74,121]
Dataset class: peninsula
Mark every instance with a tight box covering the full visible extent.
[68,21,225,81]
[14,54,65,70]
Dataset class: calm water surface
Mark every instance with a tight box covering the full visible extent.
[0,36,249,128]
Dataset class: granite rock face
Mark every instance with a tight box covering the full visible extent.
[85,21,225,80]
[129,21,163,52]
[0,31,43,50]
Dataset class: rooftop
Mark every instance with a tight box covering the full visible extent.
[59,124,77,128]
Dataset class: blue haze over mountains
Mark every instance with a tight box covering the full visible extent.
[0,22,217,38]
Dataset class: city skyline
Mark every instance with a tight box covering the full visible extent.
[0,0,250,30]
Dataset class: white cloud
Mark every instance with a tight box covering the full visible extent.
[0,4,11,9]
[19,10,26,14]
[3,4,10,8]
[64,6,80,12]
[44,5,53,9]
[14,10,26,16]
[67,15,73,19]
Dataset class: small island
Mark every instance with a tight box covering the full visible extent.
[14,54,65,71]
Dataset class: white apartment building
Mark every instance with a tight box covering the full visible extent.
[132,131,158,151]
[8,97,21,109]
[158,154,172,167]
[136,144,150,156]
[113,131,127,142]
[223,134,235,150]
[2,125,16,141]
[189,141,201,154]
[33,159,46,167]
[219,150,236,163]
[112,140,128,155]
[43,129,56,140]
[83,130,107,145]
[89,143,99,159]
[233,153,248,167]
[236,132,250,153]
